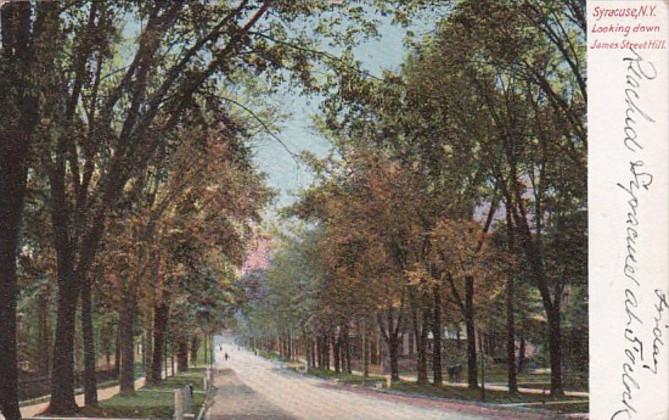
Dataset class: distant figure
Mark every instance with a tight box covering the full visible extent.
[224,352,229,361]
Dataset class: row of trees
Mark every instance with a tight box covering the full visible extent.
[237,0,587,398]
[0,1,397,418]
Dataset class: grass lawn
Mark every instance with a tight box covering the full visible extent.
[479,365,588,393]
[301,368,386,385]
[143,367,206,392]
[285,365,589,414]
[390,381,584,405]
[515,381,588,393]
[80,391,205,419]
[538,401,589,414]
[79,370,206,419]
[257,349,288,362]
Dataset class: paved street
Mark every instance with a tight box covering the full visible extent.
[207,369,294,419]
[206,335,560,420]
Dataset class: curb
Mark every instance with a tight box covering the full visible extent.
[197,369,219,420]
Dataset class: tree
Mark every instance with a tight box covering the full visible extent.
[434,1,586,395]
[309,0,585,397]
[28,1,379,412]
[0,2,59,418]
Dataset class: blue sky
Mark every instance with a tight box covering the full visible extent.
[251,16,427,210]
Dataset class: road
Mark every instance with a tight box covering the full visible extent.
[206,335,560,420]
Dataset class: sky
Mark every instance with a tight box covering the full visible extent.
[121,6,434,212]
[250,15,428,211]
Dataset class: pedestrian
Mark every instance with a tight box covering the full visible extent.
[224,352,229,361]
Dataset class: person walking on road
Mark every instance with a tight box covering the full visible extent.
[224,352,229,361]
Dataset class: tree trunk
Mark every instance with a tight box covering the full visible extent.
[506,273,518,393]
[323,335,330,370]
[80,277,98,405]
[548,303,564,396]
[464,275,478,389]
[151,303,168,384]
[411,291,429,385]
[48,266,80,414]
[359,318,369,378]
[114,324,121,375]
[144,319,153,383]
[164,337,169,377]
[363,332,369,378]
[190,335,200,365]
[0,3,45,417]
[343,325,352,374]
[518,335,526,373]
[418,306,429,385]
[141,334,146,373]
[332,334,340,374]
[119,295,136,395]
[388,334,400,381]
[48,180,107,413]
[37,292,51,375]
[378,308,402,381]
[513,204,564,397]
[432,284,443,385]
[308,336,317,368]
[177,338,188,373]
[0,184,24,420]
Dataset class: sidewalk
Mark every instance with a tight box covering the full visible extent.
[19,377,147,418]
[17,366,175,419]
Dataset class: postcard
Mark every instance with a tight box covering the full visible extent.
[0,1,667,419]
